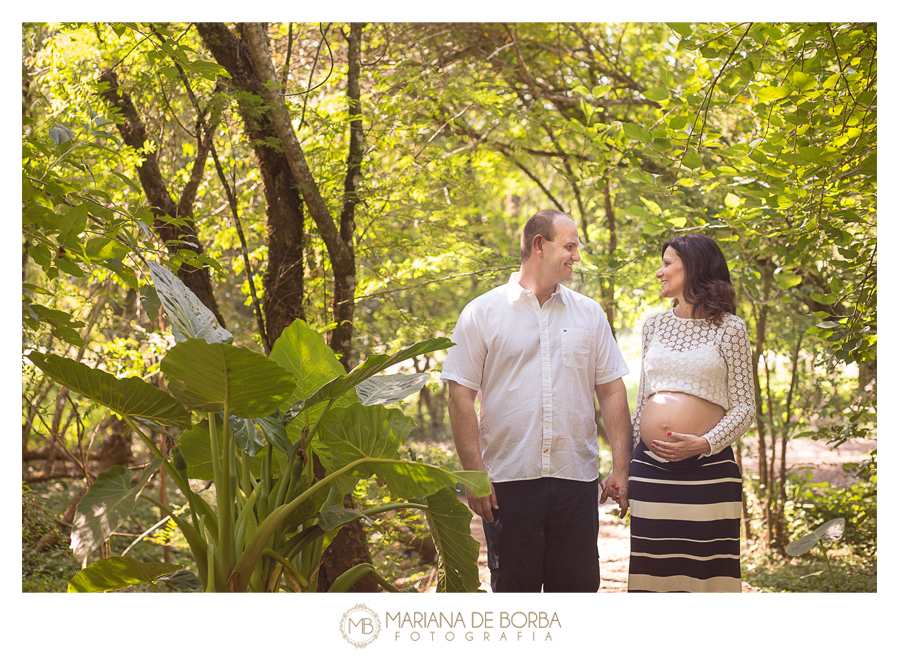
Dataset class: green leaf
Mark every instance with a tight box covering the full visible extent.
[269,319,346,425]
[140,284,161,323]
[666,22,693,38]
[423,487,483,592]
[231,415,266,457]
[313,401,489,498]
[49,123,76,144]
[313,402,413,494]
[256,412,292,454]
[155,569,202,590]
[799,146,825,162]
[775,271,803,290]
[786,530,819,556]
[317,505,373,533]
[810,292,839,305]
[148,261,233,345]
[70,459,163,561]
[816,517,845,543]
[161,338,297,417]
[792,71,816,90]
[23,304,85,347]
[643,87,669,102]
[786,518,845,556]
[287,338,453,423]
[682,149,702,169]
[623,122,653,144]
[84,238,130,261]
[57,203,88,248]
[110,171,142,195]
[355,373,431,406]
[379,463,489,501]
[27,352,191,429]
[639,196,662,216]
[67,556,181,592]
[757,86,792,102]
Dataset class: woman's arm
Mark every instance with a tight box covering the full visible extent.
[700,317,756,456]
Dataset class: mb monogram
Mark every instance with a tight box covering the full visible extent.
[340,604,381,648]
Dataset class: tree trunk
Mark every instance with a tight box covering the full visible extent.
[772,333,804,552]
[200,22,374,592]
[236,22,358,368]
[97,70,226,328]
[751,269,771,536]
[196,22,307,346]
[96,417,133,472]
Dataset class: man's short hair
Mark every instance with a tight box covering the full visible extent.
[520,210,572,262]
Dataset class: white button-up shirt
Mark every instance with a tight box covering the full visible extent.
[441,273,629,483]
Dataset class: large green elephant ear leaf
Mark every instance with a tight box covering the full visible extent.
[161,338,297,417]
[269,319,356,444]
[148,261,233,344]
[314,401,490,498]
[355,373,431,406]
[70,459,163,561]
[421,487,483,593]
[286,337,453,421]
[26,352,191,430]
[269,319,345,401]
[313,402,413,494]
[67,556,183,592]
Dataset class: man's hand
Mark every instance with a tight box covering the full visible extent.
[595,378,633,520]
[447,381,498,521]
[466,482,499,523]
[600,471,629,519]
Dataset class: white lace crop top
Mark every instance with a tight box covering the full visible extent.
[632,309,755,457]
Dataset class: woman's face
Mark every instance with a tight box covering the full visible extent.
[656,246,685,300]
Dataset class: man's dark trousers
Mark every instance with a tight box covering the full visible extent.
[482,477,600,592]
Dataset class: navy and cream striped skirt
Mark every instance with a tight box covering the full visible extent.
[627,442,743,593]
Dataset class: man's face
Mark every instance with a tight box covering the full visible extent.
[540,218,582,284]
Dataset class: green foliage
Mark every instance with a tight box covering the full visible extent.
[68,556,184,593]
[21,484,81,593]
[742,545,875,593]
[786,471,876,557]
[23,21,876,591]
[31,266,489,593]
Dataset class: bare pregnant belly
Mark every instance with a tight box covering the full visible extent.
[639,392,725,449]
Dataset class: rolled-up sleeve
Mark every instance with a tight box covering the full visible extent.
[593,307,629,386]
[440,303,485,392]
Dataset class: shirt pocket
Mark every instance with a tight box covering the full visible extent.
[561,328,592,369]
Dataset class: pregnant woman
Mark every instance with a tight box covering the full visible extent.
[626,234,754,592]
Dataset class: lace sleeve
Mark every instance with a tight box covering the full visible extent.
[701,317,756,456]
[631,315,655,449]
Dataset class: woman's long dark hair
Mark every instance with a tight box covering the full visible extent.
[662,234,736,324]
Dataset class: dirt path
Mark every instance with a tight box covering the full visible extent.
[466,436,875,593]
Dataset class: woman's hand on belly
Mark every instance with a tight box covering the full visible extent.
[639,392,723,461]
[651,431,711,461]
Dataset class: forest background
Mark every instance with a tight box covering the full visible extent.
[20,20,877,599]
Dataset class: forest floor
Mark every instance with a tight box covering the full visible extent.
[462,436,876,593]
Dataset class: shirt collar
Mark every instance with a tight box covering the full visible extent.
[506,272,570,306]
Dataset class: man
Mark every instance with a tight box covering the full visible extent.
[440,209,632,593]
